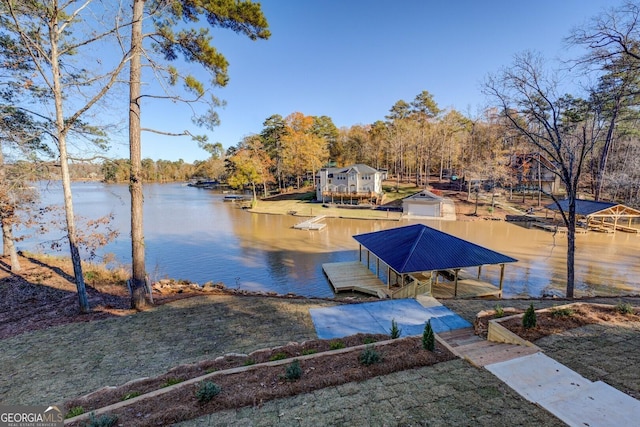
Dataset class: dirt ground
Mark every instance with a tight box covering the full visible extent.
[0,254,202,339]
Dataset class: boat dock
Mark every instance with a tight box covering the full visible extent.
[324,262,504,299]
[531,223,588,234]
[322,262,390,298]
[293,215,327,230]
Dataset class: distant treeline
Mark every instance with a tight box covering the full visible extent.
[7,158,218,183]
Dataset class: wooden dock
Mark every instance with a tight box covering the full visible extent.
[293,215,327,230]
[323,262,503,299]
[532,223,588,234]
[322,261,390,298]
[432,278,502,299]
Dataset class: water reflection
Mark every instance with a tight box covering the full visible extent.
[18,182,640,298]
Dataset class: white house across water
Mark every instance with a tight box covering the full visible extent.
[316,164,386,204]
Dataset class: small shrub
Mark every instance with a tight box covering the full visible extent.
[359,345,382,366]
[205,368,217,374]
[363,337,375,344]
[301,349,317,355]
[523,303,537,329]
[550,307,574,318]
[121,391,141,401]
[269,352,287,361]
[616,301,634,315]
[195,381,221,403]
[422,320,435,351]
[390,318,402,339]
[243,359,256,366]
[284,359,303,381]
[65,406,84,419]
[329,340,345,350]
[494,304,505,318]
[163,377,183,387]
[86,413,118,427]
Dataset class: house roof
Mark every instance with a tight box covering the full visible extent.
[320,164,380,175]
[353,224,517,274]
[404,190,445,202]
[546,199,640,218]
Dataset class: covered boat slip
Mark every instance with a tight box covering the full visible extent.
[323,224,517,299]
[547,199,640,234]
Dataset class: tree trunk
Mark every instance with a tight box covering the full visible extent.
[565,201,576,298]
[51,17,89,313]
[0,149,19,271]
[1,221,21,272]
[129,0,150,310]
[594,97,620,201]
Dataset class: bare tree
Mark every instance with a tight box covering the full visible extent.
[1,1,130,312]
[485,52,602,298]
[568,1,640,201]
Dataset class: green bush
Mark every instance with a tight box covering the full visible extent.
[301,349,317,355]
[616,301,634,315]
[523,303,537,329]
[422,320,435,351]
[359,345,382,366]
[86,413,118,427]
[162,377,183,387]
[121,391,141,401]
[195,381,221,403]
[284,359,303,381]
[65,406,84,419]
[363,336,376,344]
[269,352,287,361]
[390,318,402,339]
[550,307,574,318]
[329,340,345,350]
[243,359,256,366]
[494,304,505,318]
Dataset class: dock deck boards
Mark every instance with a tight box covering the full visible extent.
[324,261,502,299]
[322,261,390,298]
[293,215,327,230]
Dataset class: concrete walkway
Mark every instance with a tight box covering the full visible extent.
[434,302,640,427]
[486,352,640,427]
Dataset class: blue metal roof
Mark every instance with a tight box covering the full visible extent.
[353,224,517,274]
[546,199,617,216]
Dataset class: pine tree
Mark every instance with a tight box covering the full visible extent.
[422,319,435,351]
[523,303,537,329]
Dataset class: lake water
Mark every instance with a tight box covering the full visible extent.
[18,182,640,298]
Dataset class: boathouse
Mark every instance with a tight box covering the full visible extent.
[322,224,517,299]
[546,200,640,234]
[402,189,456,220]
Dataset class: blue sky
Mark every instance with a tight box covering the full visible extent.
[119,0,614,163]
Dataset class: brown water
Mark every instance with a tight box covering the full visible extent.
[24,182,640,298]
